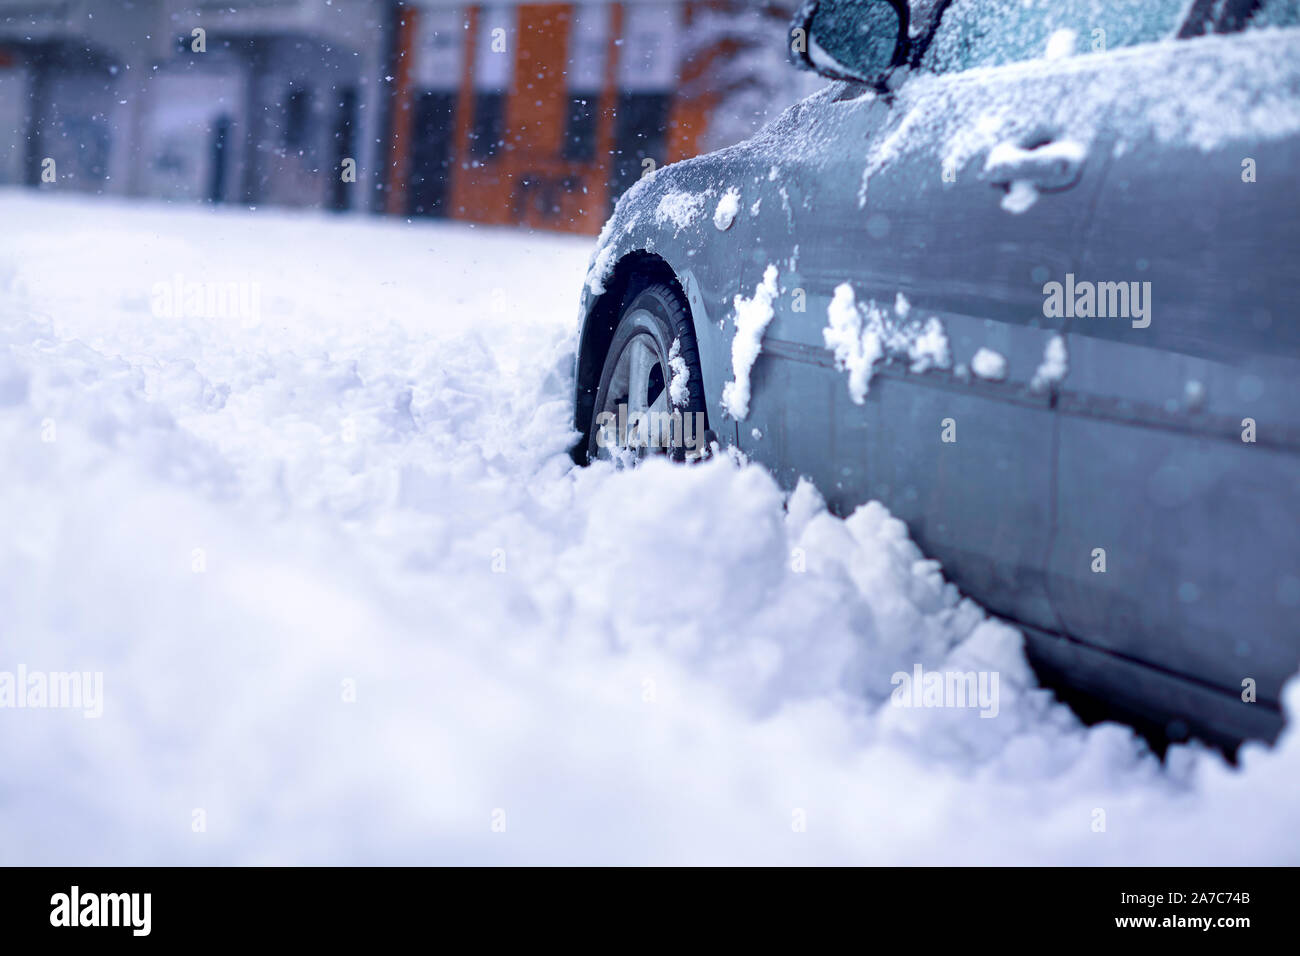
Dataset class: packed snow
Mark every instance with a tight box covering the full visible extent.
[713,188,742,231]
[824,283,885,405]
[824,285,953,404]
[667,338,690,406]
[999,180,1040,214]
[971,347,1009,381]
[894,293,912,320]
[654,190,710,233]
[1031,334,1069,391]
[586,244,617,296]
[1043,28,1078,62]
[908,318,952,373]
[1,192,1298,865]
[721,265,780,420]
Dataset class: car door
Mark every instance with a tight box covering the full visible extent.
[1045,17,1300,728]
[731,1,1131,633]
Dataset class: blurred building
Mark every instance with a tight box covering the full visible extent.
[388,0,728,233]
[0,0,388,209]
[0,0,806,232]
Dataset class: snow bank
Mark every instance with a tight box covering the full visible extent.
[0,192,1297,865]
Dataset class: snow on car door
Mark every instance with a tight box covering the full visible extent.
[733,35,1122,633]
[1045,21,1300,721]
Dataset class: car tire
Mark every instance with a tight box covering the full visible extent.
[587,281,710,464]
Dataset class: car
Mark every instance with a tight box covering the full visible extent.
[571,0,1300,752]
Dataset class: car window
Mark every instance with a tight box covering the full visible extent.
[920,0,1189,74]
[1250,0,1300,28]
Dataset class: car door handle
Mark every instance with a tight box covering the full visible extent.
[981,139,1085,191]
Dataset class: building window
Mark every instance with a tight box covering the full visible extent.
[409,7,465,216]
[610,92,672,203]
[616,2,679,93]
[563,3,609,163]
[470,4,514,162]
[609,3,680,209]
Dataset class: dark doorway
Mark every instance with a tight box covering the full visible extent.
[562,93,600,163]
[468,90,506,161]
[408,91,457,217]
[329,88,357,212]
[208,114,231,204]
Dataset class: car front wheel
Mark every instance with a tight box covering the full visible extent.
[587,281,710,464]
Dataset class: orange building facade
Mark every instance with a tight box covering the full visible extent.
[384,1,725,234]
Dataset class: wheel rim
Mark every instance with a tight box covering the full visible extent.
[594,318,671,463]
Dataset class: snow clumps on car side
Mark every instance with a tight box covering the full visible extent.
[713,189,742,231]
[655,190,710,233]
[585,210,632,296]
[823,285,953,404]
[824,284,885,405]
[1044,28,1077,61]
[721,265,780,420]
[1030,334,1069,391]
[971,347,1009,382]
[586,244,618,296]
[668,338,691,406]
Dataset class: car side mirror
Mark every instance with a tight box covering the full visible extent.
[789,0,909,87]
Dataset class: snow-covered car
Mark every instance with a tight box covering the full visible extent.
[571,0,1300,749]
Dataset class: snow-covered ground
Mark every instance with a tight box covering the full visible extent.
[0,191,1295,865]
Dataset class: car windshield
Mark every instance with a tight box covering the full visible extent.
[920,0,1189,73]
[1251,0,1300,28]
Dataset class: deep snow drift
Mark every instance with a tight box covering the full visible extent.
[0,191,1295,864]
